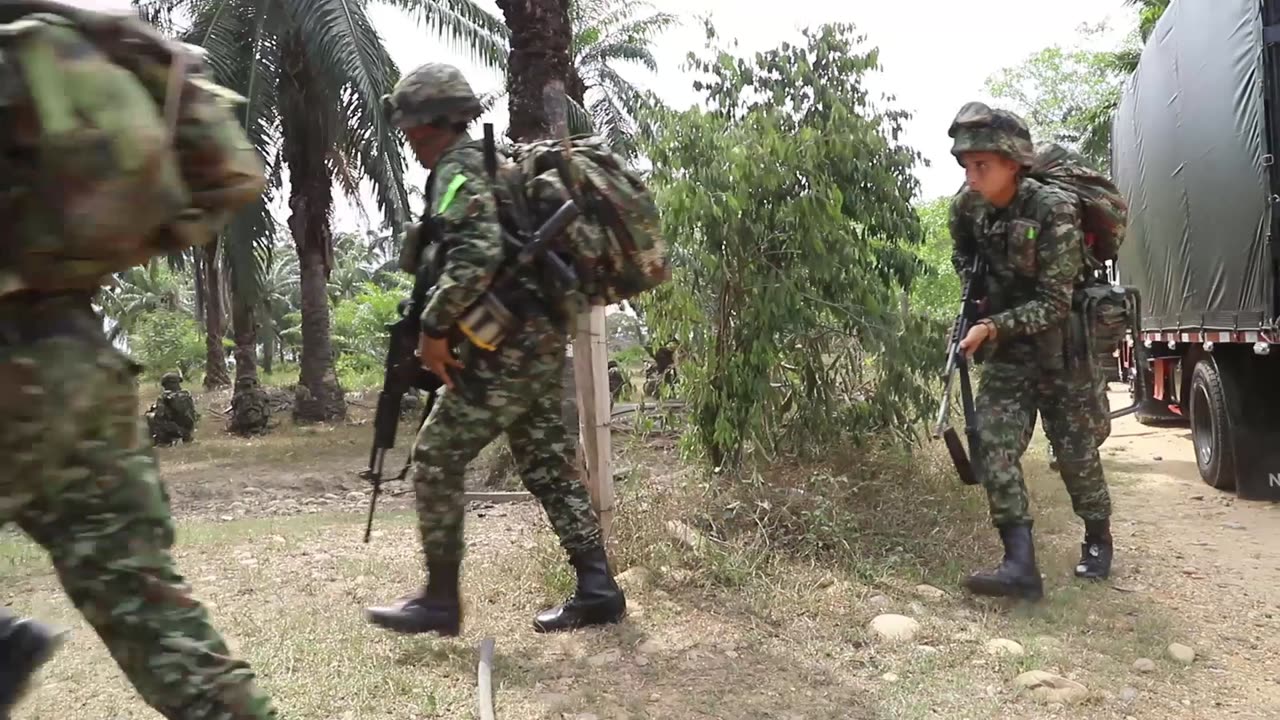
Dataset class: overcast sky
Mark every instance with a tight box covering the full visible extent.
[363,0,1138,234]
[86,0,1139,234]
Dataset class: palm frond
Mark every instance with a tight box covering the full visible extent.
[567,94,596,135]
[581,40,658,72]
[379,0,509,70]
[589,92,634,156]
[290,0,409,230]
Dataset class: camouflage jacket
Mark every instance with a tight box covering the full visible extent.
[418,134,561,345]
[950,176,1086,366]
[151,389,197,430]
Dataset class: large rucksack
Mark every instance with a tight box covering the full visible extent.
[1028,142,1128,263]
[0,4,264,295]
[486,132,670,306]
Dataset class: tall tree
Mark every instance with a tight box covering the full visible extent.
[201,241,232,388]
[135,0,507,421]
[566,0,676,156]
[496,0,573,142]
[985,41,1123,171]
[495,0,581,444]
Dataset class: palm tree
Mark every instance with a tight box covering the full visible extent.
[566,0,676,157]
[134,0,507,421]
[256,244,300,374]
[100,262,191,343]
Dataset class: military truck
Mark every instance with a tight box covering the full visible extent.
[1112,0,1280,500]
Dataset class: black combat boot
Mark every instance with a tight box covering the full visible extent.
[533,546,626,633]
[364,560,462,636]
[963,523,1044,601]
[1075,518,1113,580]
[0,613,65,714]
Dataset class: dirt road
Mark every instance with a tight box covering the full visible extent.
[1093,387,1280,716]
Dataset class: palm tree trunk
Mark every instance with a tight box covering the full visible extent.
[202,242,231,389]
[261,325,274,375]
[282,34,345,422]
[497,0,573,142]
[497,0,580,454]
[193,249,206,328]
[232,297,258,380]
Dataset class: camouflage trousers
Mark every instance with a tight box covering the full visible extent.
[0,297,275,720]
[409,322,601,564]
[148,416,191,446]
[974,360,1111,527]
[1037,360,1112,455]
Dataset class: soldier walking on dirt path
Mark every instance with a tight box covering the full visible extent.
[947,102,1115,601]
[364,62,627,637]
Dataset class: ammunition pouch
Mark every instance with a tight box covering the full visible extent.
[457,291,517,351]
[454,277,546,353]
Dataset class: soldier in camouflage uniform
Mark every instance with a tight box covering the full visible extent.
[0,14,277,718]
[364,63,626,636]
[227,375,271,436]
[145,371,198,445]
[947,102,1114,601]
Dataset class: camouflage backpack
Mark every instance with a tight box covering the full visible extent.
[1028,142,1129,263]
[0,4,264,295]
[489,132,670,306]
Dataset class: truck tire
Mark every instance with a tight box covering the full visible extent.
[1189,357,1237,491]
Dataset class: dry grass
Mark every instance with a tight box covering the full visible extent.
[1,408,1215,719]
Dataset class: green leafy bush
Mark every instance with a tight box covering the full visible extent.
[637,23,943,469]
[130,310,205,380]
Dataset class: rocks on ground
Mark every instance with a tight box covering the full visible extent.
[1013,670,1089,704]
[869,614,920,642]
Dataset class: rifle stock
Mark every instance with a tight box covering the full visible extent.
[934,256,988,487]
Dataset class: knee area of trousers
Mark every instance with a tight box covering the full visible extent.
[1052,456,1101,475]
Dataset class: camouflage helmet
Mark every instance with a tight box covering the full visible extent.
[161,372,183,389]
[948,101,1035,168]
[383,63,483,129]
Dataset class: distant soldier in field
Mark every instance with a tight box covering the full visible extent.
[227,375,272,436]
[642,342,677,398]
[145,372,198,446]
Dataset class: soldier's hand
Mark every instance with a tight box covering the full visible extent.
[959,320,996,359]
[418,335,463,389]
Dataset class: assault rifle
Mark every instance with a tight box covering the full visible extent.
[933,255,989,487]
[360,297,452,543]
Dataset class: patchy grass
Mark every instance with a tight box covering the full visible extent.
[3,412,1213,719]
